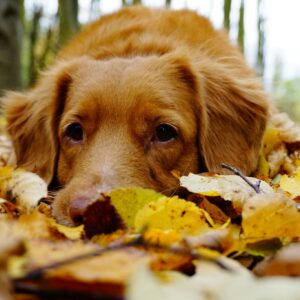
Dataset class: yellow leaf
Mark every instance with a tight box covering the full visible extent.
[49,219,84,240]
[280,167,300,198]
[242,193,300,240]
[143,229,182,246]
[16,210,83,240]
[262,128,282,156]
[134,197,210,235]
[256,152,270,178]
[255,128,282,178]
[107,188,164,228]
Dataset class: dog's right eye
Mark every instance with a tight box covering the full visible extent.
[65,123,84,142]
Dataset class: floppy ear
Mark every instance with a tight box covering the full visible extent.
[198,60,269,174]
[3,61,76,184]
[162,53,268,174]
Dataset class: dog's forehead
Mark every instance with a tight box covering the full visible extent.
[65,56,176,113]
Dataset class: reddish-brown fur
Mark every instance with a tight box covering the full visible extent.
[3,6,269,225]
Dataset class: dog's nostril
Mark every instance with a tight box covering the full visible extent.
[69,196,93,225]
[73,215,84,225]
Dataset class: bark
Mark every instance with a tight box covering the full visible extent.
[238,0,245,53]
[223,0,232,31]
[0,0,22,95]
[28,7,42,86]
[58,0,79,46]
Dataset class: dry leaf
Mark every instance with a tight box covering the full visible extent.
[242,193,300,240]
[15,210,83,240]
[134,196,211,235]
[127,257,300,300]
[279,167,300,198]
[253,243,300,276]
[107,188,163,228]
[180,173,273,213]
[0,167,47,213]
[83,188,164,237]
[269,112,300,143]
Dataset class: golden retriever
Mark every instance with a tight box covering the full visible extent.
[3,6,269,225]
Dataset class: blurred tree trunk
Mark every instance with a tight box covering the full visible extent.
[256,0,265,76]
[0,0,22,95]
[122,0,127,6]
[166,0,171,7]
[37,24,54,71]
[28,7,42,86]
[58,0,79,46]
[223,0,232,31]
[18,0,24,27]
[133,0,141,4]
[237,0,245,53]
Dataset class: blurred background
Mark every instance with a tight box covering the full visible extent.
[0,0,299,120]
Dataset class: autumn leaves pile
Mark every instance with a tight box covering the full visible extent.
[2,113,300,299]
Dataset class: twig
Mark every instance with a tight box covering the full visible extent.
[221,163,262,194]
[18,233,233,281]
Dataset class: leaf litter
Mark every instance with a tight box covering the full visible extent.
[2,113,300,299]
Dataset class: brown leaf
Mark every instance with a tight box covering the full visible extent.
[253,243,300,276]
[83,197,125,238]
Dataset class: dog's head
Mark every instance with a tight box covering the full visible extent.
[3,54,268,225]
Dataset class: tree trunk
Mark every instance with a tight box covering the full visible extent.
[133,0,141,5]
[238,0,245,53]
[0,0,22,95]
[166,0,171,7]
[28,7,42,86]
[256,0,265,76]
[58,0,79,46]
[223,0,232,31]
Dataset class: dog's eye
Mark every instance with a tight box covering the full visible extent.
[154,123,178,142]
[65,123,84,142]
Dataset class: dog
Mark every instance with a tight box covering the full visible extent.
[3,6,269,226]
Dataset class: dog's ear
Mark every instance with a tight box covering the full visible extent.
[163,53,269,174]
[3,61,76,184]
[198,60,269,174]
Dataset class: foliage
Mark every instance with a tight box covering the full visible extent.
[1,113,300,298]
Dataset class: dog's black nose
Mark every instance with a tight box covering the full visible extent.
[69,196,93,225]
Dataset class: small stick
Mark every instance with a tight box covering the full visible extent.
[18,234,233,281]
[221,163,262,194]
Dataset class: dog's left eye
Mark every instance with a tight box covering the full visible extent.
[154,123,178,142]
[65,123,84,142]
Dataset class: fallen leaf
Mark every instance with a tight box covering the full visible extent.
[270,112,300,143]
[253,243,300,276]
[134,196,211,235]
[127,257,300,300]
[180,173,273,213]
[16,210,83,240]
[279,167,300,198]
[83,188,164,237]
[242,193,300,240]
[107,188,163,228]
[198,198,229,225]
[0,167,47,213]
